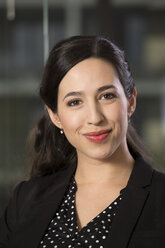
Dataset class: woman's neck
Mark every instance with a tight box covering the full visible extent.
[75,147,134,186]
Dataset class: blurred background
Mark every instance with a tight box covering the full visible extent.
[0,0,165,215]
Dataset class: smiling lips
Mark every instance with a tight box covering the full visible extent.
[84,129,112,143]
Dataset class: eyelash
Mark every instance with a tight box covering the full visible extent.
[100,92,116,100]
[67,99,82,107]
[67,92,116,107]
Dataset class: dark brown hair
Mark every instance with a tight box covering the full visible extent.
[29,35,146,178]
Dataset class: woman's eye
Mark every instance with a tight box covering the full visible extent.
[100,93,116,100]
[67,99,82,107]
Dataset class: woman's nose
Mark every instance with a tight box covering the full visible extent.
[86,103,104,125]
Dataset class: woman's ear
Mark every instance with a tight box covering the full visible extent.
[46,106,62,129]
[127,89,137,118]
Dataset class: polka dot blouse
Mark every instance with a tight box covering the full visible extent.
[39,177,124,248]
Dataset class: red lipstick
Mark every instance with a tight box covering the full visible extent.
[84,129,111,143]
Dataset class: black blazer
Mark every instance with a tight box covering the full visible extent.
[0,157,165,248]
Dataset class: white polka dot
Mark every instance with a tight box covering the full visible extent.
[96,240,99,243]
[102,236,106,239]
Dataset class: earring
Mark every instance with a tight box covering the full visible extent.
[128,114,131,123]
[60,129,64,134]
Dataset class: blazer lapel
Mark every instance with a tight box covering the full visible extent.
[104,157,154,248]
[9,164,77,248]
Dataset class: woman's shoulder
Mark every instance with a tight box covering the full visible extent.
[148,167,165,202]
[13,164,76,206]
[9,172,60,211]
[152,168,165,186]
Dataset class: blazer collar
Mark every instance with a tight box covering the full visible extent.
[104,157,154,248]
[127,156,153,188]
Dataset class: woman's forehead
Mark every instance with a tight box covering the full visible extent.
[58,58,121,94]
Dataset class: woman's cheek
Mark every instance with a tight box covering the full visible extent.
[60,111,84,131]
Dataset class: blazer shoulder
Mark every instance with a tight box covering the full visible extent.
[152,169,165,190]
[15,165,76,210]
[150,168,165,200]
[152,168,165,185]
[16,170,66,204]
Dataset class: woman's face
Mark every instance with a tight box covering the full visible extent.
[48,58,136,162]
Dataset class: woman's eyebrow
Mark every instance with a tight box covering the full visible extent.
[63,85,116,101]
[63,91,83,101]
[97,85,116,92]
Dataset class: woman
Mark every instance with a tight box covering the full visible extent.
[0,35,165,248]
